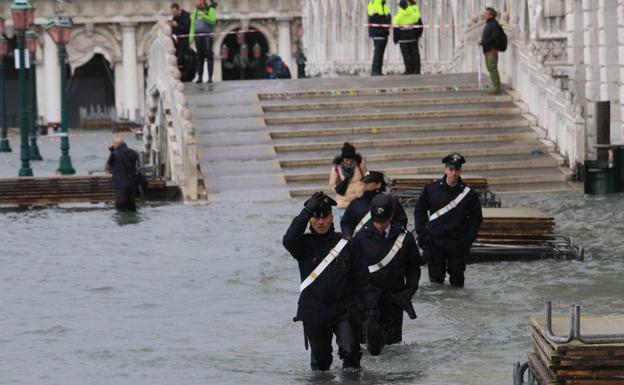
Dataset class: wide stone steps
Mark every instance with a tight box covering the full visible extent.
[269,117,530,139]
[261,94,512,113]
[264,103,520,125]
[283,157,562,183]
[185,73,576,201]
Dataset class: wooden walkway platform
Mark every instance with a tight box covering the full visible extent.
[0,176,180,206]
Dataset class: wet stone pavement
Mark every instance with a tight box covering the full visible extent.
[1,169,624,385]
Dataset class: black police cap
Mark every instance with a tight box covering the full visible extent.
[442,152,466,168]
[370,193,395,223]
[304,193,337,218]
[361,171,386,185]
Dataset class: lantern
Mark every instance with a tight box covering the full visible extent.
[25,29,37,54]
[252,43,262,60]
[240,43,249,61]
[0,35,8,57]
[11,0,33,32]
[46,17,72,45]
[220,44,229,61]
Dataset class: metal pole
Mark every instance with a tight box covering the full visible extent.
[28,50,41,160]
[0,56,11,152]
[57,42,74,175]
[17,32,32,176]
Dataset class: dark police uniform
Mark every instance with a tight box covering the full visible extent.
[352,194,421,346]
[283,192,377,371]
[106,143,139,212]
[368,0,391,76]
[413,154,483,287]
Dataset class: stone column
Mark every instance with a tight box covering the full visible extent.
[43,32,60,127]
[114,61,125,119]
[583,1,601,159]
[599,0,621,143]
[122,23,139,121]
[136,60,145,119]
[277,17,293,71]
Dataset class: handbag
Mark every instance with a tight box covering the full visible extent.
[334,165,351,195]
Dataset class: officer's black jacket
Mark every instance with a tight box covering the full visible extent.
[106,143,138,189]
[173,10,191,44]
[413,176,483,253]
[481,18,500,53]
[283,209,378,326]
[341,190,408,238]
[368,10,391,39]
[352,221,421,294]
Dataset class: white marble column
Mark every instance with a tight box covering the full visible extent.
[277,18,293,71]
[35,49,46,127]
[43,32,60,126]
[136,60,145,119]
[114,62,125,119]
[122,23,139,121]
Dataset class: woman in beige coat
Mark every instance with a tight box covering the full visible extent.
[328,143,368,217]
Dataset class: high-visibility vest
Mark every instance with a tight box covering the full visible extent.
[368,0,390,16]
[409,4,422,23]
[393,5,420,26]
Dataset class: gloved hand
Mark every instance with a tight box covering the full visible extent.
[418,233,432,250]
[303,191,324,215]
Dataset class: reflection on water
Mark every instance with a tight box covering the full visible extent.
[1,191,623,385]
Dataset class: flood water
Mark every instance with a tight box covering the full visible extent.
[2,133,624,384]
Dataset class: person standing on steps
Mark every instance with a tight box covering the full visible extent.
[328,143,368,219]
[190,0,217,84]
[368,0,391,76]
[413,153,483,288]
[392,0,421,75]
[479,6,506,95]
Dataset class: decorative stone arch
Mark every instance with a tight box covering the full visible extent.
[214,22,277,56]
[137,23,160,63]
[66,25,122,73]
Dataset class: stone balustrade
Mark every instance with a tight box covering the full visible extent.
[144,20,199,201]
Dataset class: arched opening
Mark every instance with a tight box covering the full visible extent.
[221,28,269,81]
[67,53,115,128]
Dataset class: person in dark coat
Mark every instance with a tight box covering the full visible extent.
[340,171,408,240]
[283,192,379,371]
[169,3,191,60]
[105,137,139,212]
[413,153,483,287]
[352,193,421,347]
[479,7,502,94]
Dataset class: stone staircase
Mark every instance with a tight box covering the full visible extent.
[186,74,576,201]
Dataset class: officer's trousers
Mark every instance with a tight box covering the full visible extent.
[380,292,404,345]
[114,184,136,212]
[399,40,420,74]
[304,317,361,371]
[428,244,466,287]
[371,38,388,75]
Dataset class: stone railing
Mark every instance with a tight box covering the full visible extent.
[143,20,200,201]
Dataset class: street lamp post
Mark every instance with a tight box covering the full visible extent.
[0,18,11,153]
[25,29,42,160]
[12,0,34,176]
[46,17,74,175]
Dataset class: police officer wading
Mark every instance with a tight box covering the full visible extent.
[341,171,408,240]
[413,153,483,288]
[283,192,378,371]
[368,0,391,76]
[353,193,421,348]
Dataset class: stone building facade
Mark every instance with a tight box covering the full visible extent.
[0,0,301,127]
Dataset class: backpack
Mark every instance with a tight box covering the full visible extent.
[266,55,292,79]
[497,24,508,52]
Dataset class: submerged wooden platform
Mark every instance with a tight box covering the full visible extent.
[0,176,180,206]
[390,175,501,207]
[528,316,624,384]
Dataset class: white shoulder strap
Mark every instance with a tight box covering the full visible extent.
[354,211,371,235]
[428,186,471,222]
[299,239,349,293]
[368,231,407,273]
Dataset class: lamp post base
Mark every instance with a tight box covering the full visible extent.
[18,166,33,177]
[30,140,42,160]
[0,138,11,152]
[57,154,75,175]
